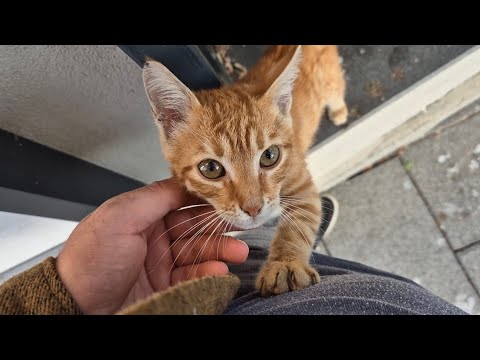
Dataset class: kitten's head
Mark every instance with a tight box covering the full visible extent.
[143,47,302,230]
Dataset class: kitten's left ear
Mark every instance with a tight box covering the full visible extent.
[264,45,302,117]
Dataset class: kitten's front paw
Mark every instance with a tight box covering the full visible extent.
[256,260,320,297]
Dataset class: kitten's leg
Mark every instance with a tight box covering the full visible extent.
[256,178,321,296]
[327,96,348,126]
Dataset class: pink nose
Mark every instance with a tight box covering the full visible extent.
[242,204,263,217]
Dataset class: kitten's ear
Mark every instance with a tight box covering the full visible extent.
[143,60,200,138]
[264,45,302,117]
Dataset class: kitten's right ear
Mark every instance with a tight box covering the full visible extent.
[263,46,302,118]
[143,60,200,139]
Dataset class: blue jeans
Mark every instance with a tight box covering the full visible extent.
[225,237,465,315]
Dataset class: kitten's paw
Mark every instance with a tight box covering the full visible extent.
[256,260,320,297]
[328,106,348,126]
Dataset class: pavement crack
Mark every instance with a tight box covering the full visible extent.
[455,239,480,255]
[398,157,480,298]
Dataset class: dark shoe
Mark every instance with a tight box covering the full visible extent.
[314,194,339,250]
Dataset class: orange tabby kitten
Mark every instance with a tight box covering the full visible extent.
[143,45,347,296]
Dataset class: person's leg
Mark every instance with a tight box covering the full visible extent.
[227,229,466,315]
[229,247,419,299]
[225,269,466,315]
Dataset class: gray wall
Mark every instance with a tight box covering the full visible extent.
[0,45,170,183]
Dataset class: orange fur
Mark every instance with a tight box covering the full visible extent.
[239,45,348,152]
[143,45,348,296]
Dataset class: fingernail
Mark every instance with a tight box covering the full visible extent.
[237,240,250,258]
[237,239,249,248]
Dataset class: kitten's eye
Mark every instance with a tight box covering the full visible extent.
[260,145,281,168]
[198,159,226,179]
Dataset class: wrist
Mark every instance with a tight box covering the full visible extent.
[55,252,89,314]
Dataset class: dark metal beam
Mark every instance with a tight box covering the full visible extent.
[118,45,230,89]
[0,186,95,222]
[0,129,144,207]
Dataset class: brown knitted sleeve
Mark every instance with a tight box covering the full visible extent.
[0,257,82,315]
[118,274,240,315]
[0,256,240,315]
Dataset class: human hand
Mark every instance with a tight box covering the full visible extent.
[56,178,249,314]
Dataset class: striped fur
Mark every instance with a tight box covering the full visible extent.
[143,45,347,296]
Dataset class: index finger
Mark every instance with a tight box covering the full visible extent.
[100,177,203,233]
[165,205,241,239]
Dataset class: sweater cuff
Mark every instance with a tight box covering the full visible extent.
[0,257,82,315]
[118,274,240,315]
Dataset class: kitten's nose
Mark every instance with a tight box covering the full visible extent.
[242,204,263,217]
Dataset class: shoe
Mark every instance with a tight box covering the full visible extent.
[314,193,339,249]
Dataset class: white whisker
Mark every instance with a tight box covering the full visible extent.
[187,217,225,280]
[148,210,217,250]
[169,213,224,274]
[146,211,220,277]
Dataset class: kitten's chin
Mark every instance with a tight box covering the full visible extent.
[228,214,279,231]
[232,224,263,231]
[235,223,263,231]
[225,217,263,231]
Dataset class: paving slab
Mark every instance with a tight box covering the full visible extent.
[458,244,480,297]
[325,157,479,314]
[403,113,480,249]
